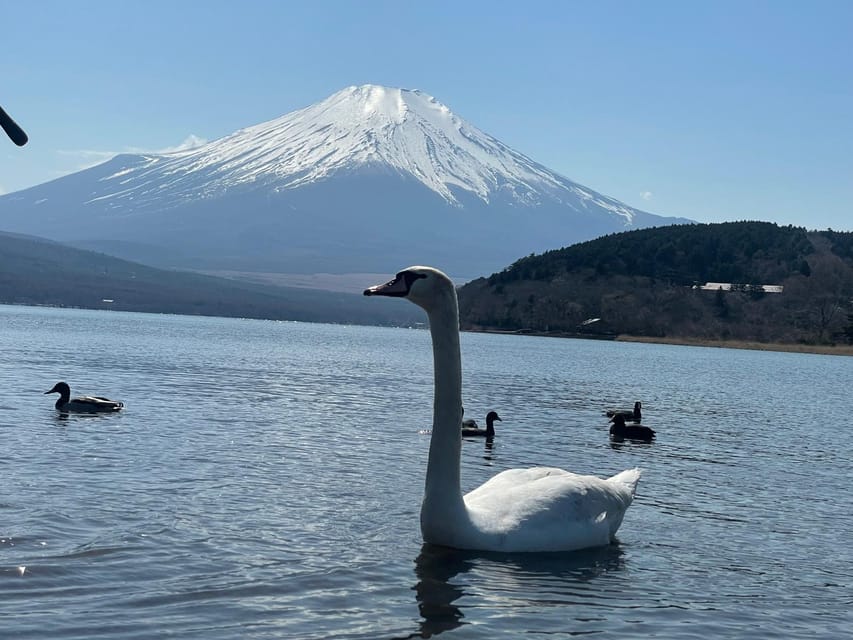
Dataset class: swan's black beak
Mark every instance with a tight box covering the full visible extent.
[364,270,425,297]
[364,277,405,297]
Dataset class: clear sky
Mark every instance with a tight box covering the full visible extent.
[1,0,851,230]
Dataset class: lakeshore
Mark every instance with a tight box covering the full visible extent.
[465,327,853,357]
[616,335,853,357]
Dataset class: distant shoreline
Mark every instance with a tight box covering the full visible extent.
[615,335,853,357]
[465,326,853,357]
[6,302,852,356]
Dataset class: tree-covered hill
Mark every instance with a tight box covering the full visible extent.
[458,222,853,345]
[0,231,419,326]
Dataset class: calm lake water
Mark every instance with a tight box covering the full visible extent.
[2,304,852,639]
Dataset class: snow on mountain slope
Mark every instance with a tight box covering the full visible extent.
[87,84,638,222]
[0,84,692,276]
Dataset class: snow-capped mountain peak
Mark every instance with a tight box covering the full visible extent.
[93,84,635,221]
[1,84,693,278]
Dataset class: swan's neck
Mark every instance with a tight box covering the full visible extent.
[423,290,465,518]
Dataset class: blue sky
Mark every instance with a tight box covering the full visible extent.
[1,0,851,230]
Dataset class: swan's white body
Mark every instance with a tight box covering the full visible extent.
[365,266,641,552]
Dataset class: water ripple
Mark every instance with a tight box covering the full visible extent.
[1,307,851,638]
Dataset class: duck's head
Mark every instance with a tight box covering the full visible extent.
[45,381,70,396]
[610,414,626,428]
[364,266,454,312]
[486,411,502,424]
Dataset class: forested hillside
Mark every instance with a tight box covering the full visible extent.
[458,222,853,345]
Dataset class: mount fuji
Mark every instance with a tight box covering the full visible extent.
[0,85,692,278]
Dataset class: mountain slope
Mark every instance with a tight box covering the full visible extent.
[0,85,692,276]
[0,231,420,325]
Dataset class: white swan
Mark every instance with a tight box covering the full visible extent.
[365,266,642,553]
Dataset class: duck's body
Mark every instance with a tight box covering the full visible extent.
[609,414,655,442]
[462,411,501,437]
[606,401,642,423]
[461,409,477,429]
[45,382,124,413]
[365,266,641,553]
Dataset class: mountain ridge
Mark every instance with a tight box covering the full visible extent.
[0,84,693,276]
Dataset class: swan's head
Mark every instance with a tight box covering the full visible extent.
[45,381,70,396]
[364,266,454,312]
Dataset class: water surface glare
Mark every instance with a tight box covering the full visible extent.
[2,305,851,638]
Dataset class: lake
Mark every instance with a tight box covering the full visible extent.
[2,304,851,639]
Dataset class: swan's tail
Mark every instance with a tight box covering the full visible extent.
[607,467,642,496]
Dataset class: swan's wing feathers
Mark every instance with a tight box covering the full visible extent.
[463,467,639,550]
[465,468,635,520]
[464,467,566,499]
[607,467,641,487]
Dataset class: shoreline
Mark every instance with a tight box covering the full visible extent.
[464,327,853,356]
[615,335,853,357]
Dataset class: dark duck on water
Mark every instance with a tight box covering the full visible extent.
[609,414,655,442]
[462,411,502,437]
[45,382,124,413]
[606,401,642,423]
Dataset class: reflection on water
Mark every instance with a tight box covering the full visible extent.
[482,438,495,462]
[408,545,472,638]
[53,411,122,423]
[609,438,655,451]
[407,542,626,638]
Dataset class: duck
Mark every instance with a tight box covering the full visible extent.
[462,410,502,437]
[609,414,655,442]
[461,407,477,428]
[365,266,641,553]
[44,381,124,413]
[605,401,642,423]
